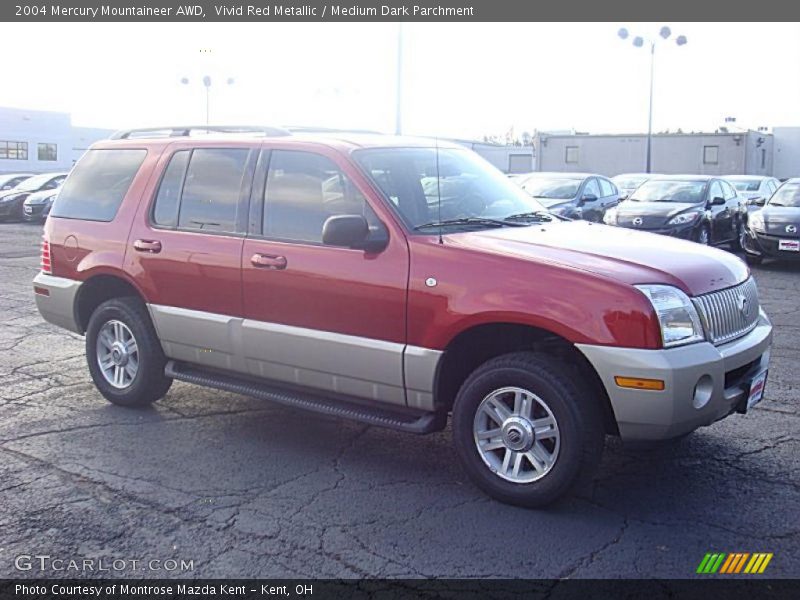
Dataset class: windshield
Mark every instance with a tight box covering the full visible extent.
[629,180,706,203]
[14,174,54,192]
[519,177,581,204]
[354,147,549,231]
[768,182,800,207]
[613,176,648,189]
[731,180,761,192]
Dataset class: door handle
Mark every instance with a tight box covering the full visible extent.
[251,253,287,270]
[133,239,162,253]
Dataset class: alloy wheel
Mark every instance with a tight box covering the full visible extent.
[96,320,139,389]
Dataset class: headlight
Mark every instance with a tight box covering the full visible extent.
[603,208,618,224]
[636,284,705,348]
[749,214,765,232]
[667,211,701,226]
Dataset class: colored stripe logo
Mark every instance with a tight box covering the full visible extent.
[697,552,773,574]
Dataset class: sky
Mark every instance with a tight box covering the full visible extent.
[1,22,799,139]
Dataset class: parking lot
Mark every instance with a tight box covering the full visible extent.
[0,220,797,579]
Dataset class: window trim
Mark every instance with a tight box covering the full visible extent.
[147,146,256,238]
[0,140,29,160]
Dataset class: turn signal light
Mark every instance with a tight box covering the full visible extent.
[614,376,665,391]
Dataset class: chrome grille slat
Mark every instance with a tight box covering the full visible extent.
[692,278,759,346]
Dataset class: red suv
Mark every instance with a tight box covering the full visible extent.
[33,126,773,507]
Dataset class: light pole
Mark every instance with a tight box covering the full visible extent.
[395,22,404,135]
[618,26,687,173]
[180,75,235,125]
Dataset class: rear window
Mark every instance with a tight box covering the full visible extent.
[50,149,146,222]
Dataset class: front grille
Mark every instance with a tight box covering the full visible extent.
[617,214,667,229]
[693,278,760,346]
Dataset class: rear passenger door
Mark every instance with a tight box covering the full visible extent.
[240,147,410,407]
[126,144,257,371]
[598,177,619,210]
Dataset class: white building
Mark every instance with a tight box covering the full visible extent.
[773,127,800,180]
[0,106,113,174]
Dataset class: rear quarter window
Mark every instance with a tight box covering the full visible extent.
[50,149,147,222]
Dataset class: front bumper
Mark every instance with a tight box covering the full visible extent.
[33,273,83,334]
[616,221,698,240]
[743,230,800,261]
[577,310,772,441]
[23,203,49,221]
[0,197,24,218]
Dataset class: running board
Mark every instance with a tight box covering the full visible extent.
[165,361,447,434]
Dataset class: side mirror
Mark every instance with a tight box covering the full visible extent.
[619,193,629,201]
[710,196,726,206]
[749,197,766,207]
[579,193,598,206]
[322,215,388,252]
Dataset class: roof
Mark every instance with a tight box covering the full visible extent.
[522,171,594,179]
[723,174,773,181]
[648,174,715,181]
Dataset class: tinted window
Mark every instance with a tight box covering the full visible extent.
[520,176,581,203]
[178,148,248,233]
[51,149,146,222]
[264,150,371,243]
[599,178,615,197]
[153,150,190,227]
[630,180,706,203]
[768,182,800,208]
[731,179,761,192]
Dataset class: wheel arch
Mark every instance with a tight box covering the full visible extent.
[433,322,619,436]
[74,272,148,334]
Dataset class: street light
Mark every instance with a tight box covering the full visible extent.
[618,26,688,173]
[180,75,235,126]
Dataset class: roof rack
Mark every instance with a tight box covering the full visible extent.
[285,126,384,135]
[109,125,292,140]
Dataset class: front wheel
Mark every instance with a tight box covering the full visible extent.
[86,297,172,407]
[452,352,604,508]
[695,225,711,245]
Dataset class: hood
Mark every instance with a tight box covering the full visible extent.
[535,197,575,209]
[0,190,29,202]
[24,189,56,205]
[449,221,748,296]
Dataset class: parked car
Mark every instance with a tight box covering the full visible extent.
[0,172,34,191]
[604,175,745,247]
[611,173,652,200]
[0,172,68,221]
[23,188,60,222]
[725,175,781,212]
[742,178,800,265]
[33,127,772,508]
[513,172,620,221]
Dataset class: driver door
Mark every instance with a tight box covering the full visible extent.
[579,178,602,222]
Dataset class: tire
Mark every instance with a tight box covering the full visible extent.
[85,296,172,407]
[695,225,711,245]
[452,352,605,508]
[745,254,763,266]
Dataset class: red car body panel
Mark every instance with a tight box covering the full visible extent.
[43,135,745,353]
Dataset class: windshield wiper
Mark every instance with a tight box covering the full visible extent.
[503,211,555,223]
[413,217,526,231]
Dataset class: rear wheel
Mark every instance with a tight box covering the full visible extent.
[85,297,172,407]
[452,352,604,508]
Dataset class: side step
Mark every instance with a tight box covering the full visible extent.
[165,361,447,434]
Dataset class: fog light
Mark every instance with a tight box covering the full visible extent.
[614,376,665,391]
[693,375,713,409]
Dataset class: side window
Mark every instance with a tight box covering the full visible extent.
[708,181,724,201]
[152,150,190,227]
[178,148,249,233]
[263,150,372,244]
[599,178,614,197]
[50,149,146,222]
[583,178,601,198]
[723,181,737,200]
[565,146,579,164]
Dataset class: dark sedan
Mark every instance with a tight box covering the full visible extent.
[603,175,744,247]
[513,172,620,221]
[742,178,800,265]
[0,172,67,221]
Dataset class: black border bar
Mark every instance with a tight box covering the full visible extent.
[3,1,800,22]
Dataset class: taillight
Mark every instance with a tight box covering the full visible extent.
[41,236,52,274]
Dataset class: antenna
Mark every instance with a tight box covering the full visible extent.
[435,137,443,245]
